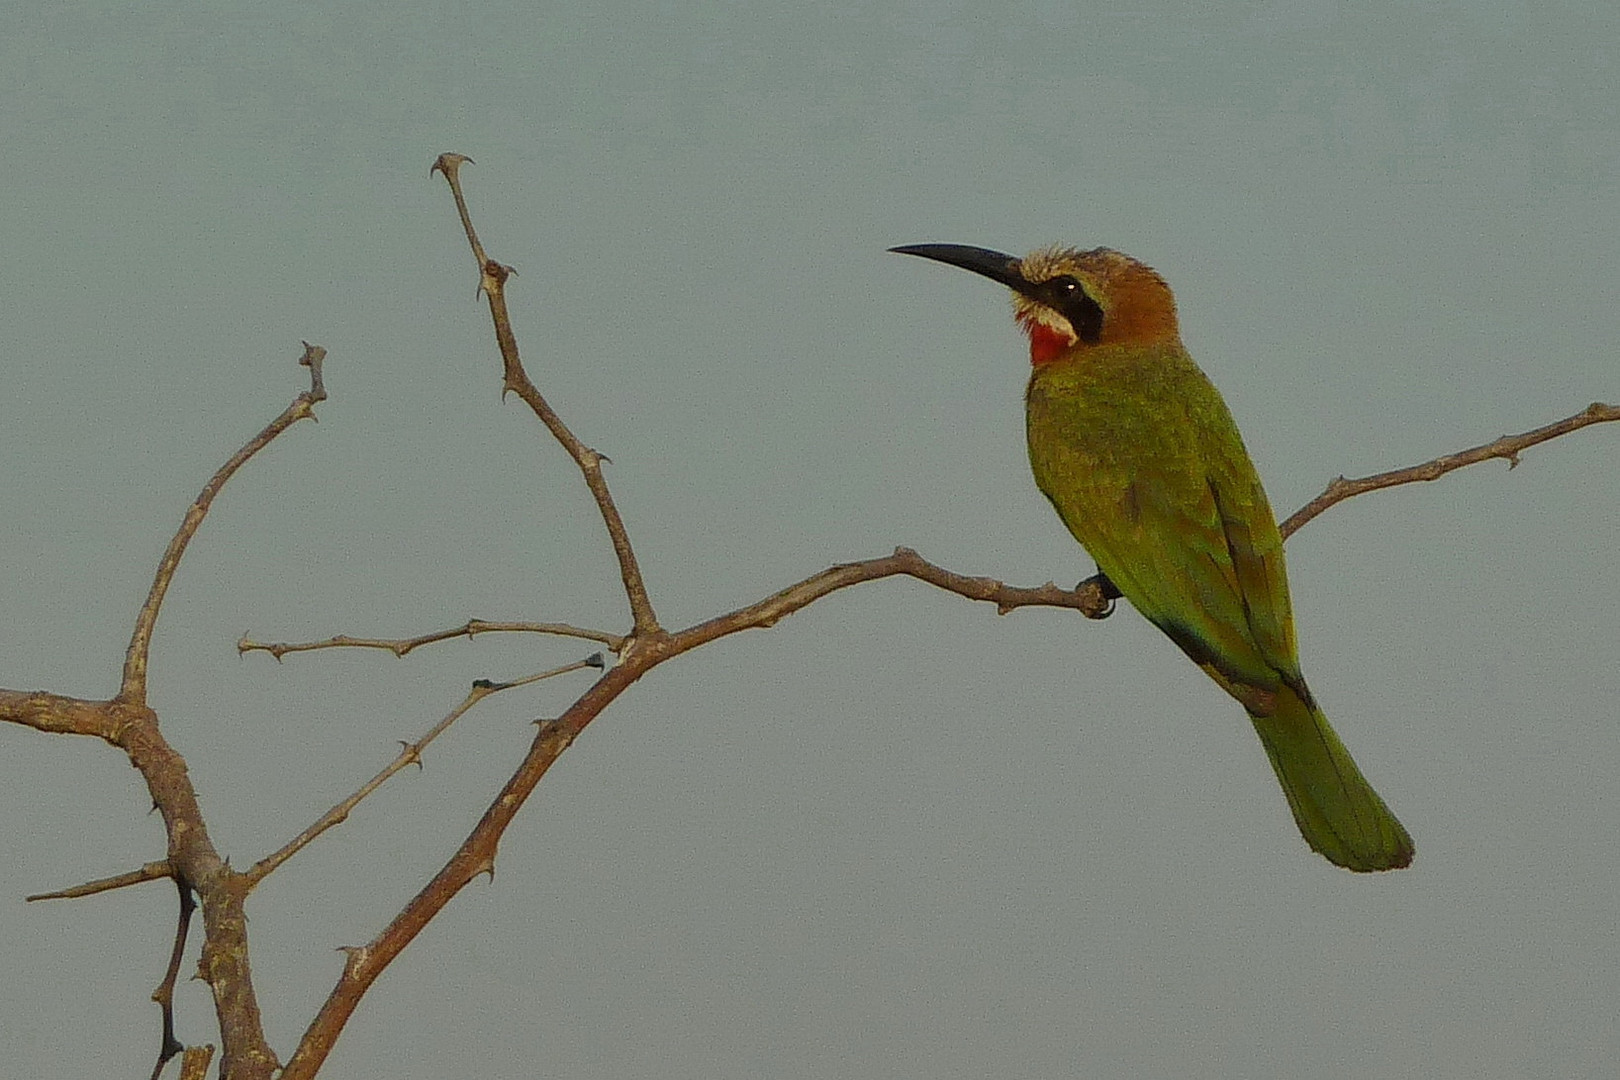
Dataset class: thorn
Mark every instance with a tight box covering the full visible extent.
[585,652,606,669]
[337,944,369,972]
[534,716,570,737]
[430,152,474,178]
[1506,451,1521,470]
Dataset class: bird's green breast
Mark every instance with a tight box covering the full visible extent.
[1024,343,1225,533]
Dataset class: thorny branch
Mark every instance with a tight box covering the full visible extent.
[122,344,327,705]
[27,860,173,902]
[237,618,627,660]
[243,655,602,889]
[148,878,196,1080]
[431,153,662,638]
[1279,401,1620,538]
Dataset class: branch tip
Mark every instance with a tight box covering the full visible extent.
[26,860,174,901]
[120,344,330,702]
[430,152,474,179]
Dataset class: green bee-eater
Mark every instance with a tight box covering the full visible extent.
[892,243,1413,872]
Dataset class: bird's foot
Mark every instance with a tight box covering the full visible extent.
[1078,571,1120,620]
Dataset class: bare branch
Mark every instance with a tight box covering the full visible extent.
[3,670,275,1075]
[280,668,639,1080]
[431,154,661,637]
[27,860,173,902]
[429,154,487,268]
[666,547,1110,655]
[121,344,328,705]
[0,689,121,738]
[244,656,600,889]
[148,877,195,1080]
[238,618,626,660]
[1281,401,1619,538]
[481,654,607,691]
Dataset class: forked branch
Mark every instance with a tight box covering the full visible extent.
[431,153,660,637]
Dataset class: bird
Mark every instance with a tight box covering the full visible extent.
[891,242,1413,872]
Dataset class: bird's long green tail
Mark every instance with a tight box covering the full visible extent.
[1250,688,1414,872]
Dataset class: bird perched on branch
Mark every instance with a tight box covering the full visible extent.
[892,242,1413,872]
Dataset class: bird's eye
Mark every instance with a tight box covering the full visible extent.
[1046,276,1104,344]
[1043,276,1085,305]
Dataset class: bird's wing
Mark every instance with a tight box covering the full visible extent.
[1085,467,1286,696]
[1202,458,1309,700]
[1053,397,1305,703]
[1025,351,1308,703]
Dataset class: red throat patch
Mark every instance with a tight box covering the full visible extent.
[1021,319,1075,366]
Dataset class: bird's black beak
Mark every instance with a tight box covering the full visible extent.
[889,244,1035,298]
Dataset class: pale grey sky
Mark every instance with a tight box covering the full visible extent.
[3,2,1618,1077]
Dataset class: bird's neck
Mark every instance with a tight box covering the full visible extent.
[1022,316,1187,370]
[1020,318,1076,367]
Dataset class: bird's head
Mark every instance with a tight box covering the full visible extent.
[890,244,1182,365]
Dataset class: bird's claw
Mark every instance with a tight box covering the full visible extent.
[1078,571,1119,619]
